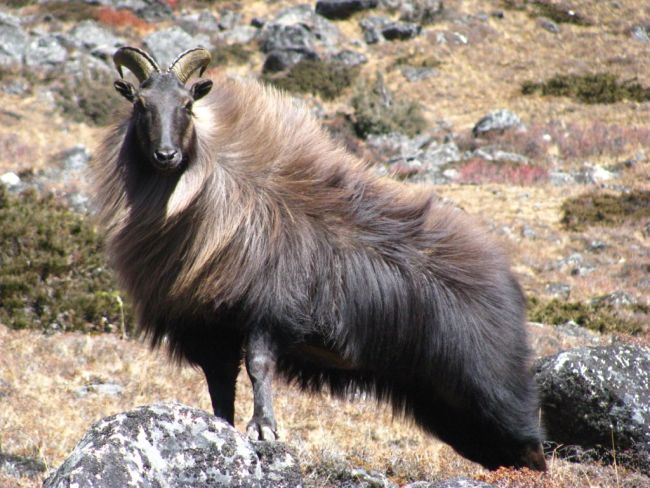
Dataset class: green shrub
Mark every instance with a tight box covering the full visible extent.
[0,186,131,334]
[57,69,120,126]
[351,74,427,138]
[560,190,650,230]
[522,73,650,104]
[263,60,358,100]
[527,297,643,335]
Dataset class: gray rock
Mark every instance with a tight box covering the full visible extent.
[68,20,123,57]
[401,66,437,81]
[315,0,379,20]
[263,49,319,73]
[261,23,315,53]
[43,402,303,487]
[0,453,46,479]
[591,291,637,308]
[218,9,242,31]
[265,5,340,51]
[538,17,560,34]
[398,0,444,25]
[178,11,221,35]
[382,21,421,40]
[0,12,28,68]
[144,27,212,68]
[331,49,368,66]
[24,34,68,70]
[422,141,460,167]
[218,26,259,45]
[359,15,391,43]
[60,145,91,172]
[472,109,523,136]
[536,344,650,474]
[631,25,650,43]
[545,282,571,299]
[469,146,528,164]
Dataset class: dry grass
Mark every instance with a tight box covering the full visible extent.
[1,324,646,488]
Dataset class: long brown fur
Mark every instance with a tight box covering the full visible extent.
[94,73,545,470]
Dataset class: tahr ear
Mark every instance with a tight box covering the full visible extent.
[114,79,136,102]
[190,79,213,101]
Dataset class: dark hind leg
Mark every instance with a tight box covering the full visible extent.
[245,327,279,441]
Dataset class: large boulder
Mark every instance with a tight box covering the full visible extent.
[144,27,213,68]
[0,12,28,68]
[536,344,650,474]
[43,402,303,488]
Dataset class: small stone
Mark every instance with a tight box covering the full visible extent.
[382,21,421,41]
[538,17,560,34]
[331,49,368,66]
[251,17,266,28]
[472,109,523,137]
[0,172,21,187]
[399,0,444,25]
[631,25,650,43]
[218,9,242,31]
[401,66,437,81]
[60,145,91,172]
[316,0,379,20]
[521,224,537,239]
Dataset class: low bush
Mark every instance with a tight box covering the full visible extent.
[0,185,131,334]
[522,72,650,104]
[560,190,650,230]
[350,74,426,138]
[263,59,358,100]
[456,158,548,185]
[527,297,644,335]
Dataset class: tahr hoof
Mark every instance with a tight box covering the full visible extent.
[246,419,277,441]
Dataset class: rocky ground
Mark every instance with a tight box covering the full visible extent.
[0,0,649,487]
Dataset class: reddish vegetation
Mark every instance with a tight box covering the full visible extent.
[94,7,150,31]
[456,158,548,185]
[478,466,551,488]
[485,121,650,161]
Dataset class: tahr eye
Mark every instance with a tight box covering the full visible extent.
[184,100,193,113]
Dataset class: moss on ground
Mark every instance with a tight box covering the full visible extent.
[0,185,131,333]
[560,190,650,230]
[522,73,650,104]
[527,297,644,335]
[350,74,427,138]
[263,59,358,100]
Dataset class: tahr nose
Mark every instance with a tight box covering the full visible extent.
[153,149,178,163]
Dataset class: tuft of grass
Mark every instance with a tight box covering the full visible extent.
[6,0,36,7]
[350,74,427,138]
[0,185,131,333]
[527,297,643,335]
[263,60,359,101]
[56,69,121,127]
[560,190,650,231]
[522,72,650,104]
[211,43,253,67]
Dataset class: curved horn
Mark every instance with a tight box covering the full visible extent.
[113,46,160,83]
[168,48,212,84]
